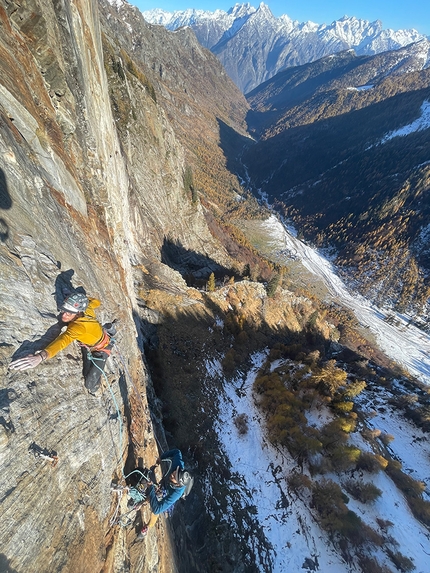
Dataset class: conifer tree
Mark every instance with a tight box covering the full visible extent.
[207,272,216,292]
[266,272,280,297]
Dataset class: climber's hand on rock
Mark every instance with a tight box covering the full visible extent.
[9,354,43,371]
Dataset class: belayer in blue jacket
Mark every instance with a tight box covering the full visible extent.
[138,448,193,539]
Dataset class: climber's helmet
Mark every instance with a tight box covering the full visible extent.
[174,467,192,486]
[60,293,89,314]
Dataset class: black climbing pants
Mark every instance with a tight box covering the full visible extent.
[81,347,110,394]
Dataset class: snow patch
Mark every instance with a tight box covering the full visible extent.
[213,354,430,572]
[261,215,430,384]
[382,99,430,142]
[215,355,350,572]
[346,84,374,91]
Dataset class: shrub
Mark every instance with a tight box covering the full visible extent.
[309,456,333,476]
[266,273,281,297]
[332,400,354,413]
[320,420,349,450]
[304,350,320,365]
[222,349,236,374]
[287,433,323,461]
[380,432,395,446]
[310,359,348,397]
[338,416,357,433]
[342,514,383,547]
[344,479,383,503]
[339,509,363,541]
[356,452,387,473]
[207,272,216,292]
[331,446,361,472]
[386,461,425,498]
[374,454,389,470]
[287,472,313,494]
[408,498,430,527]
[386,550,415,573]
[236,330,249,345]
[376,518,394,530]
[234,413,249,435]
[342,380,367,399]
[358,555,394,573]
[312,479,349,533]
[362,428,382,440]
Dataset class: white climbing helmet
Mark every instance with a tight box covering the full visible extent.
[60,292,89,313]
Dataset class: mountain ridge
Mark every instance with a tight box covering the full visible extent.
[240,47,430,317]
[142,2,427,92]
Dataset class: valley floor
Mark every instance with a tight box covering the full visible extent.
[245,215,430,386]
[200,215,430,572]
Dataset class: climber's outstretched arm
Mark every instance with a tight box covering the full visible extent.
[9,350,47,370]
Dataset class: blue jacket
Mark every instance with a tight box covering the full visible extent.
[148,449,186,515]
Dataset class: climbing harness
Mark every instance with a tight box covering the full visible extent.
[29,442,59,467]
[78,326,113,355]
[87,329,112,354]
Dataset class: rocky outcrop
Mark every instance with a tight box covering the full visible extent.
[0,0,244,571]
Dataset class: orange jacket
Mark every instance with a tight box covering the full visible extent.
[44,298,103,359]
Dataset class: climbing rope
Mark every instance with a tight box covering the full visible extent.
[86,337,162,528]
[86,347,124,470]
[113,344,165,454]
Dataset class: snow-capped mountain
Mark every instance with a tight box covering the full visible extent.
[142,2,426,93]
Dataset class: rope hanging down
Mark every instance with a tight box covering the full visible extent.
[113,344,165,454]
[86,337,156,527]
[86,345,124,471]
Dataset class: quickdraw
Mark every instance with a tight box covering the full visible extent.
[29,442,59,467]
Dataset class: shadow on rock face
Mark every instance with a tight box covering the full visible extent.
[0,388,18,433]
[0,168,12,242]
[9,269,89,362]
[161,237,231,287]
[54,269,86,309]
[0,552,20,572]
[9,321,64,363]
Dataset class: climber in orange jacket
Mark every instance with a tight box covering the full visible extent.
[9,293,113,395]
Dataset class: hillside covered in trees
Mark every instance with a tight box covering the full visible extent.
[241,47,430,319]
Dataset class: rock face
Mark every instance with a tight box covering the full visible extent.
[0,0,246,571]
[98,0,250,220]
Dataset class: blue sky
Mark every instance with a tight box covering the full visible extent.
[131,1,430,35]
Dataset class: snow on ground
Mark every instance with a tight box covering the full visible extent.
[346,85,374,91]
[346,426,430,573]
[213,354,353,573]
[305,405,335,430]
[382,100,430,142]
[346,469,430,573]
[204,216,430,572]
[261,215,430,385]
[211,355,430,573]
[357,391,430,492]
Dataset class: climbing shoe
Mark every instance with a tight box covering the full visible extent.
[85,377,101,395]
[137,526,148,539]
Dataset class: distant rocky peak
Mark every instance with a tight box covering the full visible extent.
[228,2,256,18]
[141,4,426,93]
